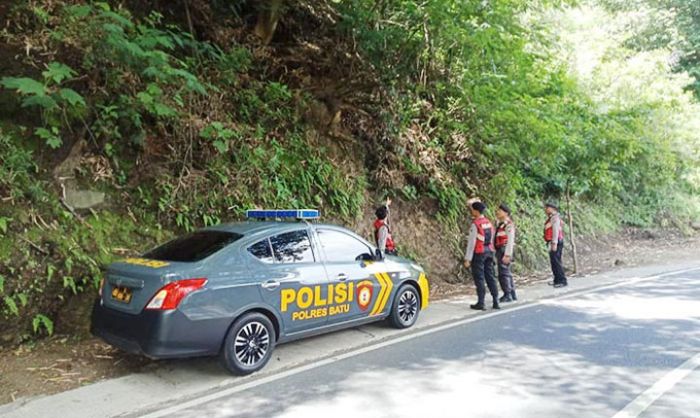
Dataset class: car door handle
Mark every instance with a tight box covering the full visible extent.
[337,274,348,282]
[261,280,280,290]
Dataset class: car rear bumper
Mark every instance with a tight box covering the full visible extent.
[90,299,227,359]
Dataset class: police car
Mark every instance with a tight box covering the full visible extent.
[91,209,430,375]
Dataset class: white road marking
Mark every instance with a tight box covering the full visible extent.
[612,352,700,418]
[138,266,700,418]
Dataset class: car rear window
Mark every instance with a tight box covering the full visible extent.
[144,231,243,262]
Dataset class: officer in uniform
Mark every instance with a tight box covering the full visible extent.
[495,203,516,302]
[374,197,397,258]
[463,201,500,310]
[544,202,567,288]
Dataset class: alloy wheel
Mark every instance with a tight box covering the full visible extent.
[398,290,418,324]
[233,321,270,366]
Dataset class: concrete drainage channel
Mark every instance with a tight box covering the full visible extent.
[3,261,700,418]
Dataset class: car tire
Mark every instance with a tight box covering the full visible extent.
[220,312,276,375]
[388,284,421,329]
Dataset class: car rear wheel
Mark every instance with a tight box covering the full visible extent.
[220,312,276,375]
[389,284,420,329]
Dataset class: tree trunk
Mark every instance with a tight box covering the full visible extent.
[254,0,284,45]
[565,185,580,274]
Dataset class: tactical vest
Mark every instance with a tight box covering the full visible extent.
[374,219,396,252]
[495,219,513,249]
[543,214,564,242]
[473,216,495,254]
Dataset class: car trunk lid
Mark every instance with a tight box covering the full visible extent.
[102,259,202,314]
[101,230,243,314]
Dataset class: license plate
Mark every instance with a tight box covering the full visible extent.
[111,286,133,304]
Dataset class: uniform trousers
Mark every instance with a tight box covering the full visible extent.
[472,253,498,305]
[496,247,515,298]
[548,240,567,285]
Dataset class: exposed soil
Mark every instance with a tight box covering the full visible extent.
[1,228,698,406]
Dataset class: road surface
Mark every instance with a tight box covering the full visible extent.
[137,268,700,418]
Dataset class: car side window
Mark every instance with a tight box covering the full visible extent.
[316,229,372,263]
[270,230,315,263]
[248,238,274,263]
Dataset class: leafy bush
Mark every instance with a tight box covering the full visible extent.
[1,62,86,148]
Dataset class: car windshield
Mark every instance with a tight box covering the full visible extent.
[144,231,243,262]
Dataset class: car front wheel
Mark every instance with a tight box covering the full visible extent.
[389,284,421,329]
[220,312,276,375]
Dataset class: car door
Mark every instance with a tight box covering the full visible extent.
[314,227,390,324]
[249,228,329,335]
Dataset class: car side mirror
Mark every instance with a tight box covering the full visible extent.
[356,253,375,262]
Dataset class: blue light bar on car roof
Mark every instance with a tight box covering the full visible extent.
[246,209,320,220]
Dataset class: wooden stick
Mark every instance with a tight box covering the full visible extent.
[566,185,580,274]
[20,236,49,256]
[59,197,93,229]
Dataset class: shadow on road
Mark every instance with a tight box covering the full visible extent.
[168,275,700,418]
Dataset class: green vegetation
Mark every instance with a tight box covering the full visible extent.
[0,0,698,342]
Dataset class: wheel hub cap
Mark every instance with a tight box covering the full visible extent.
[234,322,270,366]
[398,291,418,323]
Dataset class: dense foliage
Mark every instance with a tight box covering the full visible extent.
[599,0,700,99]
[0,0,697,342]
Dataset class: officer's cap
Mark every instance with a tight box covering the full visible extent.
[498,203,511,215]
[471,201,486,213]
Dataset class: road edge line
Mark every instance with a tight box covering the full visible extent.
[612,352,700,418]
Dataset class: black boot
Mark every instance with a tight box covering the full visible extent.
[470,303,486,311]
[511,290,517,301]
[499,294,513,303]
[492,301,501,310]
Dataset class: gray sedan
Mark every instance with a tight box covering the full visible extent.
[91,216,430,375]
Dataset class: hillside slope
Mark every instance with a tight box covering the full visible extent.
[0,0,698,343]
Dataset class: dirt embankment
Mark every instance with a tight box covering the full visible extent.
[0,228,697,405]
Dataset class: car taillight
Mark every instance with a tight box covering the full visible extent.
[145,278,207,310]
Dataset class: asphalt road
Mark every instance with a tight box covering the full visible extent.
[139,269,700,418]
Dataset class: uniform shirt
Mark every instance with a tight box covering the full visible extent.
[377,224,389,253]
[376,206,391,254]
[498,219,515,258]
[550,212,562,243]
[463,216,494,262]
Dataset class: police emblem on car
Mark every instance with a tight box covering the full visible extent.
[90,209,430,375]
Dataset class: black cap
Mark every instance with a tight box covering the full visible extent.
[498,203,511,215]
[545,202,559,210]
[471,201,486,213]
[375,205,388,220]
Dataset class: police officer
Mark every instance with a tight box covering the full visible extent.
[544,202,567,288]
[495,203,517,302]
[374,197,397,258]
[463,201,500,310]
